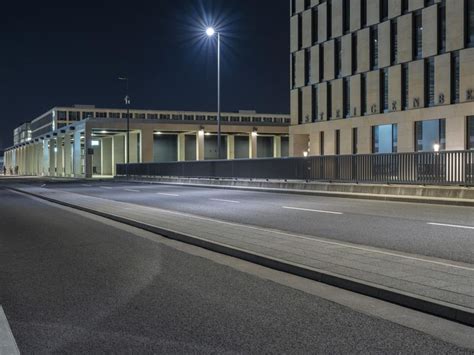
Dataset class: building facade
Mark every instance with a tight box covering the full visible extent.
[289,0,474,157]
[4,106,290,178]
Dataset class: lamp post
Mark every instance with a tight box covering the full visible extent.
[206,27,222,160]
[118,77,130,177]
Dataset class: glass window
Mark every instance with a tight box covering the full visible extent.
[402,64,409,109]
[312,8,318,44]
[335,130,341,155]
[343,78,350,118]
[343,0,350,33]
[352,33,358,73]
[391,20,398,65]
[438,1,446,53]
[335,38,342,78]
[352,128,358,154]
[468,116,474,150]
[109,112,120,118]
[381,68,389,112]
[361,0,367,27]
[305,49,311,85]
[468,0,474,47]
[425,58,435,106]
[415,119,446,152]
[327,81,332,120]
[82,112,94,119]
[312,86,318,122]
[320,131,325,156]
[361,73,367,115]
[413,12,423,60]
[69,111,81,121]
[298,14,302,49]
[327,0,332,38]
[57,111,67,120]
[381,0,388,20]
[372,124,398,153]
[370,27,378,70]
[451,52,460,103]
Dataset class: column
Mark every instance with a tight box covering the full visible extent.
[196,131,205,161]
[84,127,93,178]
[42,140,49,176]
[129,132,139,163]
[227,135,235,160]
[112,134,125,176]
[101,137,113,176]
[64,134,72,177]
[177,133,186,162]
[141,128,154,163]
[73,131,83,178]
[273,136,282,158]
[249,132,258,159]
[49,138,56,176]
[56,136,64,177]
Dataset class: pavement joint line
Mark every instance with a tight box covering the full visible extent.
[428,222,474,231]
[282,206,343,215]
[18,186,474,272]
[7,187,474,326]
[209,198,240,204]
[123,179,474,207]
[0,306,20,355]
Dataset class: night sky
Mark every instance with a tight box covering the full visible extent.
[0,0,290,150]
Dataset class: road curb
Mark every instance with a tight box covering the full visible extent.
[8,187,474,327]
[120,179,474,207]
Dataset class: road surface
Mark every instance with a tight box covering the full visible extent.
[0,187,470,353]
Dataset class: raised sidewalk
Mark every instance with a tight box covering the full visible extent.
[11,185,474,326]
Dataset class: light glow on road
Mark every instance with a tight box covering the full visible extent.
[210,198,240,204]
[428,222,474,230]
[282,206,343,215]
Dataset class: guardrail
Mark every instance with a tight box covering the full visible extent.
[117,150,474,186]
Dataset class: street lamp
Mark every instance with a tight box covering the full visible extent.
[206,27,222,160]
[118,77,130,178]
[433,143,440,152]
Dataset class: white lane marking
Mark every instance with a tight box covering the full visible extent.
[0,306,20,355]
[209,198,240,204]
[40,184,46,188]
[156,193,180,197]
[124,189,141,193]
[428,223,474,231]
[282,206,343,215]
[100,186,113,190]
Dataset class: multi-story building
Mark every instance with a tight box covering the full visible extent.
[289,0,474,157]
[4,106,290,178]
[13,123,32,145]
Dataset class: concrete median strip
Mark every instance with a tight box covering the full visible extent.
[0,306,20,355]
[8,186,474,327]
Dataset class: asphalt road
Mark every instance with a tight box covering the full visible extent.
[0,188,471,353]
[35,180,474,265]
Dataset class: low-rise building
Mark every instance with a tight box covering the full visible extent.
[4,106,290,177]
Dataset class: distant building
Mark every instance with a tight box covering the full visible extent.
[13,123,32,145]
[289,0,474,156]
[4,106,290,177]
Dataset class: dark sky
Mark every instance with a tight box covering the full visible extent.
[0,0,290,150]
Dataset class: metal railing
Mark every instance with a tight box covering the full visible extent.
[117,150,474,186]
